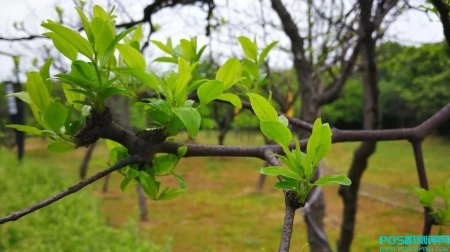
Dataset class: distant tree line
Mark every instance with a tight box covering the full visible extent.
[323,41,450,134]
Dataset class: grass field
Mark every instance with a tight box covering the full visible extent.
[1,132,449,251]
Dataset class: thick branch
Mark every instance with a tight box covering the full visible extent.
[0,35,44,41]
[318,41,360,105]
[430,0,450,48]
[271,0,312,90]
[410,140,434,237]
[0,156,142,224]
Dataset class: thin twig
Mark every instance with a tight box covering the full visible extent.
[0,156,141,224]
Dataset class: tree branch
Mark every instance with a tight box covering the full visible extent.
[270,0,312,90]
[0,156,142,224]
[430,0,450,48]
[0,0,215,41]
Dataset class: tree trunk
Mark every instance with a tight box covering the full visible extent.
[338,1,381,251]
[102,173,110,193]
[79,143,96,179]
[136,185,149,222]
[109,95,149,221]
[300,100,333,252]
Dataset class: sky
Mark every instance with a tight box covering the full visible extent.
[0,0,445,81]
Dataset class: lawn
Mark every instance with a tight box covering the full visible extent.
[0,132,449,251]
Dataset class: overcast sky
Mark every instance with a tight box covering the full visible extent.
[0,0,445,81]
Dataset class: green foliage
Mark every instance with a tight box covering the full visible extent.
[322,79,363,129]
[9,4,340,205]
[248,94,351,203]
[415,179,450,233]
[323,42,450,132]
[0,150,167,252]
[378,42,450,131]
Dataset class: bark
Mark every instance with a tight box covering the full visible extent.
[279,202,296,252]
[338,1,381,251]
[256,173,267,193]
[102,173,110,193]
[79,143,96,179]
[300,107,332,252]
[136,185,149,222]
[109,95,149,222]
[430,0,450,48]
[269,2,359,248]
[410,140,433,240]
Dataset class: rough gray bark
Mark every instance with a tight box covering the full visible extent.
[79,143,96,179]
[338,1,384,251]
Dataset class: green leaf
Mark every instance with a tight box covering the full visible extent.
[197,80,225,105]
[154,56,178,64]
[215,58,241,89]
[120,176,134,192]
[217,93,242,109]
[238,36,258,61]
[42,20,93,59]
[62,84,85,109]
[26,72,52,111]
[9,91,44,126]
[314,175,352,186]
[43,32,78,61]
[151,39,174,55]
[47,141,74,153]
[274,180,298,190]
[260,166,301,180]
[260,121,292,148]
[196,45,207,61]
[146,100,172,127]
[415,188,436,208]
[39,58,53,92]
[173,58,193,105]
[119,68,159,91]
[71,60,97,83]
[153,154,178,176]
[43,102,68,132]
[8,91,31,104]
[75,7,94,42]
[177,145,188,158]
[247,93,278,121]
[242,58,259,80]
[99,86,131,101]
[139,172,160,200]
[278,115,289,127]
[91,17,115,60]
[173,107,201,137]
[117,43,146,70]
[158,187,186,200]
[180,39,196,60]
[65,119,83,136]
[157,174,187,200]
[120,168,140,191]
[55,73,93,90]
[100,26,137,65]
[258,41,278,65]
[306,118,332,167]
[6,124,42,136]
[91,5,116,59]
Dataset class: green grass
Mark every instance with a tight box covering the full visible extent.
[0,147,167,252]
[327,137,450,191]
[0,132,449,251]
